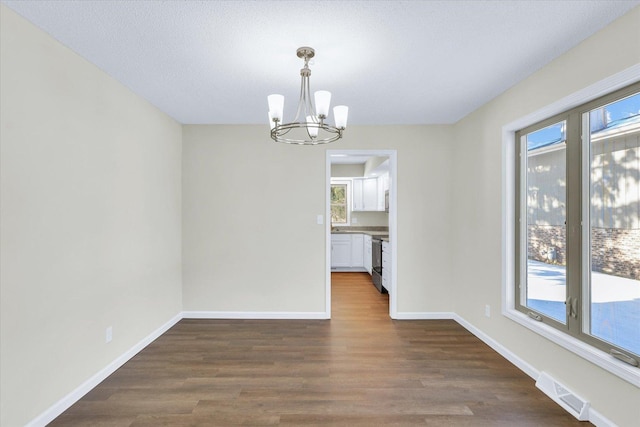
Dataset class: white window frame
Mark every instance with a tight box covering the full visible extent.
[502,65,640,388]
[330,179,351,226]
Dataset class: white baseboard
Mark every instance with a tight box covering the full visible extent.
[393,311,455,320]
[588,406,617,427]
[182,311,330,320]
[25,313,182,427]
[331,267,368,273]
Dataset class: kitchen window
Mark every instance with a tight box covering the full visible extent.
[515,82,640,367]
[330,180,351,225]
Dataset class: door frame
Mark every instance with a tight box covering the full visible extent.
[325,149,398,319]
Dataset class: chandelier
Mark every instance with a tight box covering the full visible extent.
[268,47,349,145]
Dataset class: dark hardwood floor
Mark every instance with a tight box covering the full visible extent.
[50,272,587,426]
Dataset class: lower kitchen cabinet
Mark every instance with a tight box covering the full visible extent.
[364,234,372,274]
[331,234,351,268]
[351,234,364,267]
[382,240,391,293]
[331,233,366,270]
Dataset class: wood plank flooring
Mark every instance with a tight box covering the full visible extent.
[50,272,588,426]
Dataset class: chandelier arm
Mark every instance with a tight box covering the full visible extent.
[300,74,314,122]
[276,125,295,137]
[305,75,315,120]
[292,75,306,123]
[272,122,342,145]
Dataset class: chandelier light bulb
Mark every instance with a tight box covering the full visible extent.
[267,94,284,122]
[333,105,349,129]
[268,112,276,130]
[314,91,331,118]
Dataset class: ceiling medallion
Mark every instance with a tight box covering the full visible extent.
[268,47,349,145]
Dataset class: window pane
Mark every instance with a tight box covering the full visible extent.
[331,183,348,224]
[331,205,346,224]
[331,185,346,204]
[587,93,640,355]
[524,122,567,323]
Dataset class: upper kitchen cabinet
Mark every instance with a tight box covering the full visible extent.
[377,173,389,211]
[352,178,364,211]
[352,177,374,211]
[378,172,389,192]
[362,177,378,211]
[352,173,389,212]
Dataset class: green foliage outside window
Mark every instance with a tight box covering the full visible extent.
[331,184,347,224]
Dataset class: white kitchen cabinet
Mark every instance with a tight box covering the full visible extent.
[331,233,366,270]
[351,178,364,211]
[380,172,390,192]
[352,177,381,212]
[331,234,351,268]
[362,178,378,210]
[351,234,364,268]
[382,240,391,293]
[377,173,389,211]
[363,234,372,274]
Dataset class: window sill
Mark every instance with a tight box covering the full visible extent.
[503,308,640,388]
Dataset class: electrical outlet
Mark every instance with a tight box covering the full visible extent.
[485,305,491,318]
[106,326,113,343]
[352,217,358,224]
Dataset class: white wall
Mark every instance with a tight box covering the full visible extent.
[182,125,327,314]
[349,211,388,227]
[0,6,183,426]
[450,7,640,427]
[182,125,454,315]
[331,163,365,177]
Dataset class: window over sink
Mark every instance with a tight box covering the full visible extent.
[330,180,350,225]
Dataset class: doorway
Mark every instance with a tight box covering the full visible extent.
[325,149,397,319]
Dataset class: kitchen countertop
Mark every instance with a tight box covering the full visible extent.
[331,227,389,240]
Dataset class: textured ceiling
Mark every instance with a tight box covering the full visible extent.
[2,0,639,125]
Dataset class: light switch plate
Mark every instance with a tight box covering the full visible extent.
[316,214,323,225]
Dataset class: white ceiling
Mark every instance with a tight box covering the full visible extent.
[3,1,639,125]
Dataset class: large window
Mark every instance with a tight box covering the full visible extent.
[515,82,640,366]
